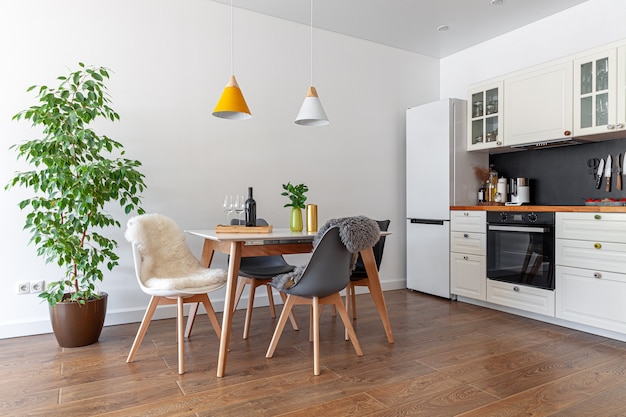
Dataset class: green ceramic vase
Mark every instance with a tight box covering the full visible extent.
[290,207,303,232]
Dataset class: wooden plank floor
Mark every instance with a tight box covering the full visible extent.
[2,289,626,416]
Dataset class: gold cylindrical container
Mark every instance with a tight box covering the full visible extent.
[306,204,318,232]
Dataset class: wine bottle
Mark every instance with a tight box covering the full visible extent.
[244,187,256,227]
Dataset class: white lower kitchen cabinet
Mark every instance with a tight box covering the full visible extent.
[450,211,486,301]
[556,266,626,333]
[450,253,486,300]
[555,211,626,334]
[486,279,555,316]
[556,238,626,274]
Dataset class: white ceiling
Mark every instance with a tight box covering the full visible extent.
[211,0,589,59]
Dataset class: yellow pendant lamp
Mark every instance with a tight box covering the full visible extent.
[295,0,329,126]
[213,0,251,120]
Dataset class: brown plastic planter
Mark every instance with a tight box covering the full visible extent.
[49,292,108,348]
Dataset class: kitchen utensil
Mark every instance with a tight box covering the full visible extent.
[617,153,623,191]
[605,154,612,192]
[595,158,605,189]
[623,151,626,190]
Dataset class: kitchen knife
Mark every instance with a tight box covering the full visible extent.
[623,151,626,190]
[595,158,605,189]
[605,154,612,192]
[617,153,623,191]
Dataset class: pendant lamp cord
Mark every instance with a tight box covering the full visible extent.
[230,0,234,75]
[309,0,313,86]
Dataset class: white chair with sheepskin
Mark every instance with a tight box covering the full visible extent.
[124,213,227,375]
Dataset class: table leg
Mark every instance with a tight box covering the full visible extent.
[185,239,217,337]
[216,240,242,377]
[361,247,394,344]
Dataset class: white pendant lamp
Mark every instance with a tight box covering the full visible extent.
[213,0,251,120]
[295,0,329,126]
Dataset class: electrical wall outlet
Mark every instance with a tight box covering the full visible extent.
[16,280,45,294]
[17,281,30,294]
[30,280,45,294]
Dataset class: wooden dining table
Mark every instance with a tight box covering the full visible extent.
[185,227,393,377]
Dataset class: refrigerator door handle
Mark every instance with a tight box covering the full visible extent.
[409,219,445,225]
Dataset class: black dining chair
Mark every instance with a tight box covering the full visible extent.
[266,225,364,376]
[230,218,299,339]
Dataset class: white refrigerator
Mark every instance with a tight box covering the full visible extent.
[406,98,487,298]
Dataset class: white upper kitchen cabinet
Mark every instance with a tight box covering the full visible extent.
[504,61,573,147]
[467,81,503,151]
[573,47,622,136]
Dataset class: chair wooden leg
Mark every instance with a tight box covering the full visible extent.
[345,287,351,341]
[127,296,160,363]
[243,281,257,340]
[279,292,299,331]
[233,278,246,312]
[309,305,314,342]
[266,283,276,318]
[312,296,321,376]
[266,295,296,358]
[327,293,363,357]
[350,282,358,319]
[200,295,221,339]
[184,302,199,338]
[177,296,185,375]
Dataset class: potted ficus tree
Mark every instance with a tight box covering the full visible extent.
[6,63,146,347]
[281,182,308,232]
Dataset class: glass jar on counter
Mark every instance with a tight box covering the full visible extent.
[478,183,486,203]
[488,165,498,202]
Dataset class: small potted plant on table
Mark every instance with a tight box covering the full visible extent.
[281,182,308,232]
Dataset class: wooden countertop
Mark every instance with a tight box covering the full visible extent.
[451,205,626,213]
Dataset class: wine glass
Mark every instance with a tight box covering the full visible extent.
[234,195,245,223]
[223,195,234,224]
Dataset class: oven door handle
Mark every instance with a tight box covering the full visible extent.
[488,225,550,233]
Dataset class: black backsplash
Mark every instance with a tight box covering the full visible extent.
[490,137,626,205]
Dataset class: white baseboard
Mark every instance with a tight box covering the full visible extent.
[0,277,408,340]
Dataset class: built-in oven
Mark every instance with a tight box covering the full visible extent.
[487,211,555,290]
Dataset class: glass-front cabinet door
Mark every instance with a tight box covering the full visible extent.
[467,81,503,151]
[574,49,620,136]
[617,45,626,131]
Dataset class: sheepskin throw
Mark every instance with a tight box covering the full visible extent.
[125,214,227,291]
[313,216,380,254]
[270,216,380,291]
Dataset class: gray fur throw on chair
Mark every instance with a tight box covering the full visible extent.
[270,216,380,291]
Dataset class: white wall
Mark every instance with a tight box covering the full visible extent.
[0,0,439,338]
[441,0,626,98]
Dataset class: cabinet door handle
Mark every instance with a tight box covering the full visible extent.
[593,272,602,279]
[463,256,469,260]
[463,233,469,238]
[513,286,520,292]
[594,214,602,220]
[594,242,602,249]
[463,212,469,216]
